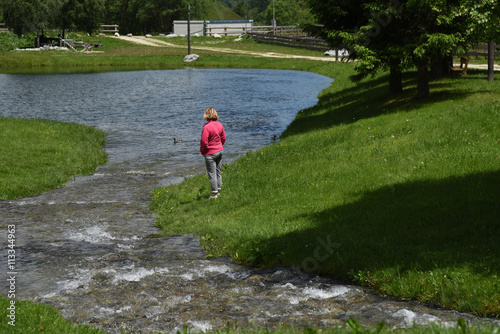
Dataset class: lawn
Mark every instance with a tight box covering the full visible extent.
[149,66,500,317]
[1,32,498,332]
[0,118,107,199]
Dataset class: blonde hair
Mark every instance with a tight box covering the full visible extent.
[203,107,219,121]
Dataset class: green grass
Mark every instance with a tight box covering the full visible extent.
[1,295,497,334]
[0,33,332,73]
[1,33,499,332]
[154,34,331,57]
[150,68,500,317]
[0,295,108,333]
[0,117,107,199]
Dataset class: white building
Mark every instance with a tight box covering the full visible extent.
[173,20,204,36]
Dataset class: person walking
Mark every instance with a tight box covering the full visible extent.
[200,107,226,199]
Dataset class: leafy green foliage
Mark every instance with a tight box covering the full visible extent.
[263,0,315,26]
[0,0,104,36]
[0,32,36,51]
[104,0,210,34]
[305,0,500,96]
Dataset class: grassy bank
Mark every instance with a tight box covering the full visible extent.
[2,297,498,334]
[0,33,328,73]
[1,35,498,332]
[0,295,108,333]
[0,118,107,199]
[150,66,500,317]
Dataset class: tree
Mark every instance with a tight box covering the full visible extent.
[1,0,104,36]
[57,0,105,35]
[458,0,500,81]
[264,0,314,26]
[304,0,408,93]
[1,0,52,36]
[305,0,498,97]
[103,0,208,35]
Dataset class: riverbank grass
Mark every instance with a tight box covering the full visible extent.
[0,295,108,333]
[1,35,498,332]
[150,68,500,317]
[0,118,107,199]
[1,295,497,334]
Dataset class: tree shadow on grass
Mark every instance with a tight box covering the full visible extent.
[281,72,487,139]
[267,171,500,279]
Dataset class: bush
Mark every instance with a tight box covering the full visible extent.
[0,32,36,51]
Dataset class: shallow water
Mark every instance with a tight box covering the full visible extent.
[0,69,496,333]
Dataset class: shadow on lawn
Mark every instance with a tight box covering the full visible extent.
[268,171,500,279]
[281,72,487,139]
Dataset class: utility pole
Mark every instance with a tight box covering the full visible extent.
[187,3,191,55]
[272,0,276,35]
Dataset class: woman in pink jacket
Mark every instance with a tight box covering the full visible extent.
[200,107,226,199]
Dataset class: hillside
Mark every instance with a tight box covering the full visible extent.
[150,60,500,317]
[204,0,243,21]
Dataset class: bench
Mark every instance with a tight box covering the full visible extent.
[450,57,470,76]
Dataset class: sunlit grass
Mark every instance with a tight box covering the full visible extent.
[0,34,335,73]
[150,68,500,317]
[0,296,108,333]
[0,118,107,199]
[1,32,498,331]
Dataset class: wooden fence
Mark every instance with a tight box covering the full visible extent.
[204,25,310,37]
[247,31,329,51]
[248,26,308,37]
[467,43,499,58]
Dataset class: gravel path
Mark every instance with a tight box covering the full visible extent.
[113,35,338,62]
[113,35,500,70]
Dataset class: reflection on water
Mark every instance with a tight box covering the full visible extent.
[0,69,496,333]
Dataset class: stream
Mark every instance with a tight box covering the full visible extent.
[0,69,495,333]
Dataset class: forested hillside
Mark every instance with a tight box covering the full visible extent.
[0,0,315,36]
[222,0,313,26]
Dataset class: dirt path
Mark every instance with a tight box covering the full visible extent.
[113,35,500,70]
[113,35,338,62]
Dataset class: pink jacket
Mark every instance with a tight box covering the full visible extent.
[200,120,226,156]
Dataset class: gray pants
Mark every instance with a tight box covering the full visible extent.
[204,150,223,193]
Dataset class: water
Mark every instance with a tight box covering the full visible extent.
[0,68,329,168]
[0,69,495,333]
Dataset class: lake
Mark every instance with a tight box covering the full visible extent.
[0,68,333,170]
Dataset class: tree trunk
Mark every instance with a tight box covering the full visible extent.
[431,59,443,79]
[430,56,452,78]
[488,42,495,82]
[442,56,453,76]
[389,66,403,94]
[417,64,430,98]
